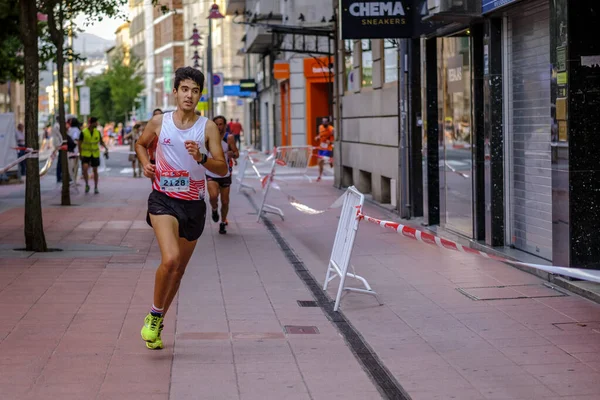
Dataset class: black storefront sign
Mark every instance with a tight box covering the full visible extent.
[340,0,412,39]
[240,79,257,92]
[340,0,445,39]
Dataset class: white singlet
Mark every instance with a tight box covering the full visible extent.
[152,112,208,200]
[206,137,231,178]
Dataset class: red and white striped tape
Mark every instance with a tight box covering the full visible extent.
[358,212,600,284]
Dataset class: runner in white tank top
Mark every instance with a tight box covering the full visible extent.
[153,111,209,200]
[206,116,239,234]
[134,67,228,350]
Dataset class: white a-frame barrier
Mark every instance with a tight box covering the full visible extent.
[273,146,315,181]
[236,150,262,193]
[256,157,285,222]
[323,186,382,311]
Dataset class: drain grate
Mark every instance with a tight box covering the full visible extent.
[244,192,411,400]
[297,300,318,307]
[457,283,567,301]
[284,325,319,334]
[553,321,600,333]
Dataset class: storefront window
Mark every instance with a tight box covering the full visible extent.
[438,35,473,237]
[384,40,398,83]
[344,40,353,91]
[361,39,372,87]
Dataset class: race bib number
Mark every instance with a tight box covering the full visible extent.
[320,142,329,149]
[160,170,190,192]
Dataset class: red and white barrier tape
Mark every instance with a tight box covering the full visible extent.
[0,148,39,174]
[358,212,600,284]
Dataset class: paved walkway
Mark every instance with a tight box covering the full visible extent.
[1,158,600,399]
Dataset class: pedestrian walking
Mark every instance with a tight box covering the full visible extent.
[79,117,109,194]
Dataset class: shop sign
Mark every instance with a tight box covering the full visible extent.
[304,57,334,79]
[273,61,290,81]
[340,0,412,39]
[240,79,257,92]
[482,0,519,14]
[447,55,464,93]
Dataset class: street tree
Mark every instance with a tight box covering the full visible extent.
[88,73,116,124]
[106,49,145,123]
[42,0,145,206]
[18,0,47,251]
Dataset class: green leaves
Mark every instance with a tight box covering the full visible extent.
[87,47,144,124]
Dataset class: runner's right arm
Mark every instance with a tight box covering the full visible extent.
[136,115,162,178]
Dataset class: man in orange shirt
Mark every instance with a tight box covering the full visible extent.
[314,117,334,182]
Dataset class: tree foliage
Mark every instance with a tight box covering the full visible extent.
[87,48,144,124]
[0,0,23,83]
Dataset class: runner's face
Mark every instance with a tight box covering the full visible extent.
[215,118,226,136]
[174,79,201,112]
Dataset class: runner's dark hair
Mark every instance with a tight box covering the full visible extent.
[174,67,204,91]
[213,115,226,124]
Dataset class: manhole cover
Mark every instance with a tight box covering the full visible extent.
[457,284,567,301]
[297,300,318,307]
[553,322,600,333]
[284,325,319,334]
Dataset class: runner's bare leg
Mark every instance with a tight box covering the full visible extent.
[163,237,197,316]
[149,214,182,310]
[220,186,230,222]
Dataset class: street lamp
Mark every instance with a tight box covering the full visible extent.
[207,3,224,119]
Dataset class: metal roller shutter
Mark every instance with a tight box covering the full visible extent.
[506,0,552,260]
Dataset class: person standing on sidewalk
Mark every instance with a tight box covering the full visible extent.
[79,117,109,194]
[207,115,239,235]
[15,123,26,177]
[125,124,143,178]
[231,118,243,149]
[315,117,334,182]
[135,67,227,350]
[148,108,163,166]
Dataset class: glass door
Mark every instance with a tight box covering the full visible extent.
[439,35,474,237]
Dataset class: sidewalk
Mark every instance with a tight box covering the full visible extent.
[249,167,600,399]
[3,164,600,399]
[0,174,379,399]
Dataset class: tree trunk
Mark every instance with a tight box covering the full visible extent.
[19,0,48,252]
[47,1,71,206]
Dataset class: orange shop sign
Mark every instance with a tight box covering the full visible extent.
[273,61,290,80]
[303,57,334,79]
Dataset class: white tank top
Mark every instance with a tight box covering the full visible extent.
[206,137,231,178]
[152,112,208,200]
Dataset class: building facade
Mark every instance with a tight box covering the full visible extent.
[129,0,147,119]
[225,0,334,150]
[334,0,600,269]
[153,0,185,111]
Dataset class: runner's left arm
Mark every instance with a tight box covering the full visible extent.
[226,134,239,159]
[185,120,227,176]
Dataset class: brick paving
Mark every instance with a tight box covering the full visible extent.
[0,173,378,400]
[2,157,600,399]
[259,166,600,400]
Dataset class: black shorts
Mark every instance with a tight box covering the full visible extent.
[146,190,207,241]
[81,156,100,167]
[207,175,232,188]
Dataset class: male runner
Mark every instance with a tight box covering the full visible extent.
[315,117,334,182]
[80,117,109,193]
[135,67,227,350]
[207,115,239,234]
